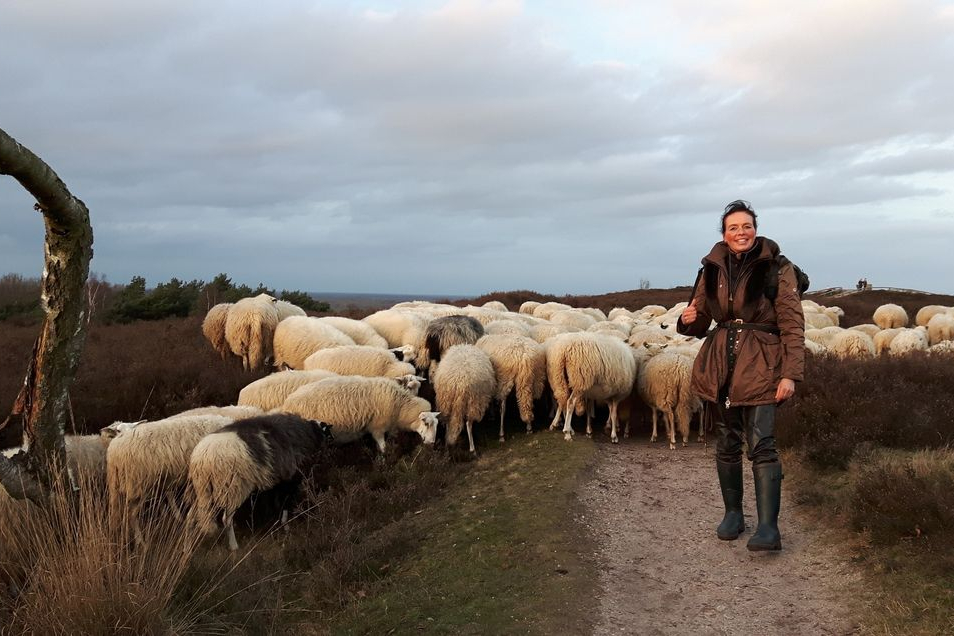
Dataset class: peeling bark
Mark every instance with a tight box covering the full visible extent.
[0,127,93,503]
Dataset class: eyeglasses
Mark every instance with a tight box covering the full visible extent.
[724,199,754,215]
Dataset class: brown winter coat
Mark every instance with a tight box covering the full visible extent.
[677,237,805,406]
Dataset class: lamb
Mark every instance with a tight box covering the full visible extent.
[303,344,416,379]
[187,414,333,551]
[873,303,909,330]
[418,315,485,376]
[637,348,696,449]
[280,376,439,452]
[106,413,238,544]
[431,344,496,453]
[202,303,233,360]
[475,334,547,442]
[317,316,389,348]
[546,333,636,443]
[238,370,339,411]
[272,316,356,370]
[927,313,954,346]
[916,305,950,327]
[362,309,429,348]
[827,330,876,360]
[889,327,929,355]
[224,294,281,371]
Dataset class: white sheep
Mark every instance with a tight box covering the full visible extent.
[847,324,881,338]
[927,312,954,346]
[316,316,389,348]
[873,328,902,355]
[889,327,929,355]
[275,300,306,321]
[272,316,356,370]
[362,309,429,348]
[928,340,954,355]
[549,309,597,331]
[483,319,532,337]
[481,300,509,312]
[202,303,233,360]
[106,413,237,544]
[916,305,950,327]
[528,323,578,344]
[607,307,635,321]
[873,303,909,330]
[804,311,836,330]
[280,376,439,452]
[532,302,573,321]
[827,330,876,360]
[518,301,541,315]
[224,294,281,371]
[627,326,669,349]
[475,334,546,441]
[236,370,337,411]
[803,338,826,356]
[637,348,696,449]
[579,307,608,322]
[430,344,496,453]
[546,333,636,443]
[187,414,333,551]
[303,344,416,379]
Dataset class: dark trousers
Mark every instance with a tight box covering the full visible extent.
[713,396,779,465]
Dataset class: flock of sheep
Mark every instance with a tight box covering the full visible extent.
[4,293,952,552]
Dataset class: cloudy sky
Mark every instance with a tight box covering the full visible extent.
[2,0,952,296]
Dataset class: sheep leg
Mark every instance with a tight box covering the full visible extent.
[499,398,507,443]
[165,491,184,521]
[585,401,593,438]
[563,394,577,441]
[666,409,676,451]
[697,412,705,443]
[373,432,387,455]
[608,401,620,444]
[466,420,476,454]
[549,403,564,431]
[224,511,239,552]
[650,409,659,443]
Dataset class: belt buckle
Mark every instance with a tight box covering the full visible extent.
[731,318,743,325]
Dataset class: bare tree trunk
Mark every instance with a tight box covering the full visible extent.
[0,127,93,503]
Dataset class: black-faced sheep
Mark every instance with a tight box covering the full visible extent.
[418,315,485,376]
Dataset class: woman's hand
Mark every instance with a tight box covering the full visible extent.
[681,299,698,325]
[775,378,795,403]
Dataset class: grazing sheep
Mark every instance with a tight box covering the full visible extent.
[481,300,509,312]
[532,302,572,321]
[528,323,578,344]
[928,340,954,355]
[432,344,496,453]
[272,316,356,370]
[280,376,439,452]
[627,326,669,349]
[804,327,843,349]
[225,294,281,371]
[804,311,836,330]
[169,405,265,420]
[588,321,631,337]
[106,413,237,544]
[848,324,881,338]
[803,338,826,356]
[483,319,532,337]
[873,303,909,330]
[608,307,635,321]
[927,313,954,346]
[317,316,389,348]
[390,344,418,365]
[518,300,541,315]
[639,305,667,318]
[475,334,546,441]
[546,333,636,443]
[549,309,597,331]
[873,328,902,355]
[202,303,233,360]
[362,309,430,348]
[303,344,416,379]
[275,300,306,321]
[916,305,950,327]
[828,330,876,360]
[238,370,339,412]
[187,414,333,551]
[637,349,696,449]
[418,315,485,376]
[889,327,929,355]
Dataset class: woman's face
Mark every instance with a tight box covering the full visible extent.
[723,211,756,254]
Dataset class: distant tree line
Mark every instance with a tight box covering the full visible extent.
[0,272,329,325]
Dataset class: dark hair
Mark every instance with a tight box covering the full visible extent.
[720,199,758,233]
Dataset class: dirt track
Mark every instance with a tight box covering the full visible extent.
[577,437,868,635]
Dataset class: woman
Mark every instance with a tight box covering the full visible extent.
[677,200,804,551]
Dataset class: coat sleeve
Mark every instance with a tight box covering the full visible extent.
[775,263,805,381]
[676,268,712,338]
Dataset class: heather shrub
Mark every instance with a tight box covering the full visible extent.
[846,447,954,546]
[777,353,954,468]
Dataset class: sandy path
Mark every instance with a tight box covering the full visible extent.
[577,437,868,636]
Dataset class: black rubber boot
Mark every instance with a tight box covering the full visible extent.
[716,460,745,540]
[747,462,783,551]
